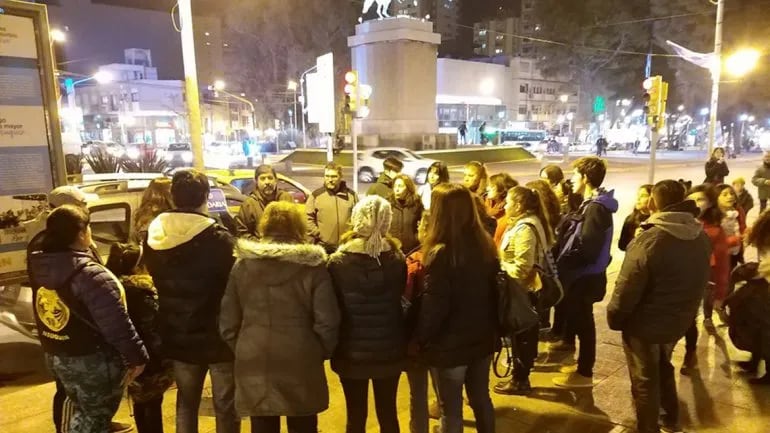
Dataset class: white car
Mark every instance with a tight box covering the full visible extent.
[357,148,437,184]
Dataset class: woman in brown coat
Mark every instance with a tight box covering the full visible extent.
[220,201,341,433]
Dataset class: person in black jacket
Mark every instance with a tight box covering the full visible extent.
[234,164,294,240]
[28,205,148,433]
[106,243,174,433]
[608,180,711,433]
[416,183,499,433]
[367,156,404,199]
[389,174,424,254]
[328,195,407,433]
[144,169,239,433]
[618,184,653,251]
[704,147,730,184]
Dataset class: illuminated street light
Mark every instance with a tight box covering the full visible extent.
[700,107,709,116]
[213,79,226,91]
[559,94,569,103]
[749,115,756,122]
[92,71,113,84]
[566,112,574,121]
[51,28,67,43]
[725,49,761,77]
[677,105,685,112]
[557,114,566,123]
[287,80,298,91]
[740,113,749,121]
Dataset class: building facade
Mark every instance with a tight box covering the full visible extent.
[395,0,460,46]
[473,0,539,57]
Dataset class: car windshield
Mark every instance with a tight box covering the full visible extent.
[168,143,190,151]
[402,150,423,160]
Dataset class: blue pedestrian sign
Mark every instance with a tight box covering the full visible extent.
[208,189,228,213]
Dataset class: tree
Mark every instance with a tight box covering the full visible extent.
[531,0,651,120]
[222,0,358,128]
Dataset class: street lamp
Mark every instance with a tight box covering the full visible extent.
[209,80,257,133]
[677,105,685,112]
[50,28,67,43]
[699,107,709,116]
[725,49,761,78]
[213,79,226,91]
[559,94,569,104]
[288,80,298,135]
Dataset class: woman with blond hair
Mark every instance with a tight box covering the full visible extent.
[220,201,341,433]
[133,178,173,242]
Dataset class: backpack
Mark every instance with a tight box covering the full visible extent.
[522,222,564,310]
[496,267,539,336]
[554,212,585,265]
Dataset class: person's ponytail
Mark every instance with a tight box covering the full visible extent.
[531,189,554,246]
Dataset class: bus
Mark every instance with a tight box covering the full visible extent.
[499,129,548,150]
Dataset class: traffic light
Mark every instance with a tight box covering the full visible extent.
[344,71,359,114]
[642,75,669,129]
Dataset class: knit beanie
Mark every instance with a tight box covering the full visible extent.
[350,195,392,258]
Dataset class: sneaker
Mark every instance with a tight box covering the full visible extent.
[660,425,685,433]
[553,372,593,388]
[547,341,577,352]
[748,375,770,385]
[680,352,698,376]
[109,421,134,433]
[493,378,532,396]
[428,399,440,419]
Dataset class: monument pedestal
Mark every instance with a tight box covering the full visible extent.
[348,17,440,142]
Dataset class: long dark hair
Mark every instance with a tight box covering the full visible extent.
[488,173,518,202]
[525,180,561,234]
[507,186,555,246]
[106,243,143,277]
[41,205,90,253]
[428,161,450,185]
[714,184,737,211]
[747,208,770,253]
[689,184,723,226]
[422,183,497,266]
[465,161,488,195]
[134,178,173,232]
[392,174,420,208]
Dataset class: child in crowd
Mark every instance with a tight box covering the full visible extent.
[716,184,747,270]
[733,177,755,216]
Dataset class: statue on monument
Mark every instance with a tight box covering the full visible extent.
[362,0,400,19]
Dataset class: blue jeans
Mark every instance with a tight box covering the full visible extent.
[46,351,126,433]
[406,364,429,433]
[431,356,495,433]
[173,361,240,433]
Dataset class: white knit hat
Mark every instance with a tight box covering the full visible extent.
[350,195,393,258]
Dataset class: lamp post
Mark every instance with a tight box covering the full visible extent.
[706,0,724,155]
[288,80,299,138]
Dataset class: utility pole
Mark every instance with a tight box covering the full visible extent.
[707,0,724,154]
[178,0,205,170]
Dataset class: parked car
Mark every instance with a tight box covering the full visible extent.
[356,147,437,184]
[82,141,126,158]
[0,173,247,341]
[165,142,193,169]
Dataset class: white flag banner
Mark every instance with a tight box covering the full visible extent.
[666,40,716,70]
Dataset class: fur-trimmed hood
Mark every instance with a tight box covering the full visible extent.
[233,240,329,286]
[235,240,328,266]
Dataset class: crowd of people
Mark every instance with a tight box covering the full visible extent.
[24,150,770,433]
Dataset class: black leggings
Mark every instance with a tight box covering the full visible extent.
[340,376,400,433]
[133,396,164,433]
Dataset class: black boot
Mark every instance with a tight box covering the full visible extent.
[680,351,698,376]
[494,378,532,396]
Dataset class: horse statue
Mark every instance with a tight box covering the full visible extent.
[362,0,401,19]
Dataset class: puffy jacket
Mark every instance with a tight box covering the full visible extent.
[28,249,148,366]
[725,262,770,358]
[234,190,295,239]
[144,211,236,364]
[415,246,499,368]
[389,197,424,254]
[500,215,547,290]
[328,238,407,379]
[752,163,770,200]
[220,240,340,417]
[306,183,358,251]
[704,158,729,184]
[608,203,711,343]
[367,174,394,199]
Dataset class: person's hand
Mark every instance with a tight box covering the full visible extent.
[123,364,145,386]
[765,179,770,186]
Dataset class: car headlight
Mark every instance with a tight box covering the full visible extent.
[183,152,193,162]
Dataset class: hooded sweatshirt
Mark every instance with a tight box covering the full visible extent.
[608,201,712,343]
[144,211,236,364]
[28,249,148,366]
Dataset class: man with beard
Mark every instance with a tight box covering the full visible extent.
[751,152,770,213]
[235,165,294,240]
[306,162,359,253]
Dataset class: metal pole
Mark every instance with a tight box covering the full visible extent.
[178,0,205,170]
[352,117,359,194]
[707,0,724,154]
[649,128,659,184]
[301,94,307,148]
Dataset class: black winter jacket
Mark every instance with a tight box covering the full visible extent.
[144,211,236,364]
[234,189,295,240]
[328,238,407,379]
[725,263,770,358]
[618,209,650,252]
[415,246,499,368]
[389,198,424,254]
[704,158,729,184]
[608,203,711,343]
[367,174,394,199]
